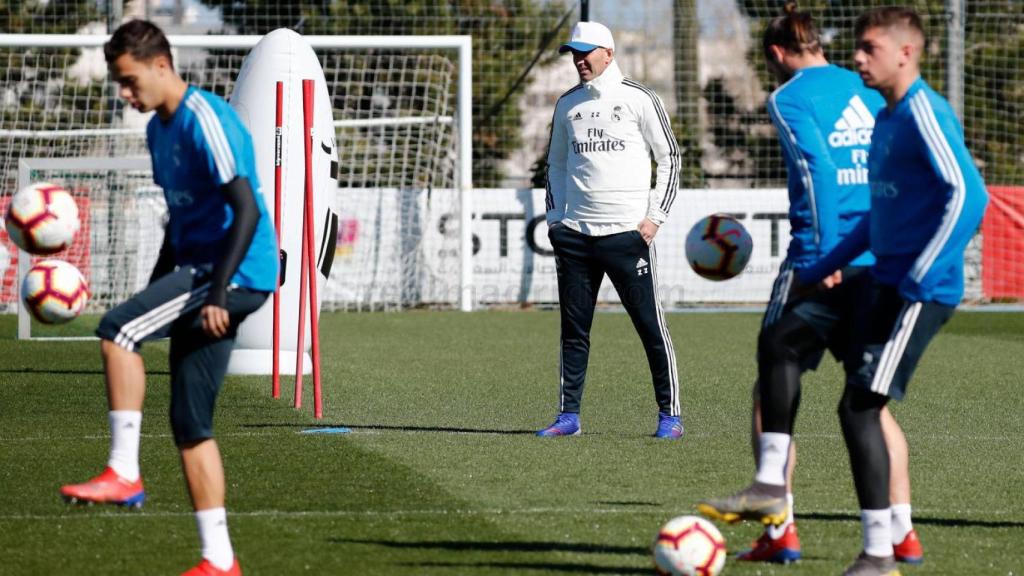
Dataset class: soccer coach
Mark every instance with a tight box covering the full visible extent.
[537,21,684,439]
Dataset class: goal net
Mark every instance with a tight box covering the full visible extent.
[0,34,471,333]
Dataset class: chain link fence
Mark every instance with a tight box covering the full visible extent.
[0,1,1020,309]
[2,0,1020,189]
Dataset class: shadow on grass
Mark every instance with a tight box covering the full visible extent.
[594,501,662,507]
[241,422,537,435]
[394,561,651,574]
[328,538,648,556]
[0,367,169,375]
[800,511,1024,529]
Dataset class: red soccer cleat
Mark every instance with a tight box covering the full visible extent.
[60,467,145,508]
[181,559,242,576]
[893,528,923,564]
[736,522,802,564]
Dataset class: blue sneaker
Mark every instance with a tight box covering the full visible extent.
[536,413,580,437]
[654,413,684,439]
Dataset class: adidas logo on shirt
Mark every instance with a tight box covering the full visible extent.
[828,95,875,148]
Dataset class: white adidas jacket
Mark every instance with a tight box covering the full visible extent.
[545,60,681,236]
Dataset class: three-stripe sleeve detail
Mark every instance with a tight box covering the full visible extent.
[907,91,967,285]
[622,79,680,215]
[186,92,238,185]
[546,85,584,213]
[767,75,821,245]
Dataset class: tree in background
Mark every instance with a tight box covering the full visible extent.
[963,2,1023,186]
[0,0,108,191]
[0,0,99,34]
[719,0,1022,188]
[199,0,569,188]
[0,0,107,130]
[673,0,704,188]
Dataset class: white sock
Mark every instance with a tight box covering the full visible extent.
[754,432,790,486]
[891,503,913,544]
[861,508,893,558]
[196,507,234,570]
[767,493,795,539]
[107,410,142,482]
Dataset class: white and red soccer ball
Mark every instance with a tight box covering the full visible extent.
[4,181,80,255]
[653,515,727,576]
[685,214,753,281]
[21,259,89,324]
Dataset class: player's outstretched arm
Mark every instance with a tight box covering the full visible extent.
[796,216,869,286]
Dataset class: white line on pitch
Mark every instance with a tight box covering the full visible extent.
[0,431,287,442]
[0,506,1018,522]
[2,508,663,522]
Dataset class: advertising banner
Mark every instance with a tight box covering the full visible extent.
[981,186,1024,300]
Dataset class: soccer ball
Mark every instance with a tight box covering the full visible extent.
[685,214,753,281]
[21,259,89,324]
[653,515,727,576]
[4,182,80,255]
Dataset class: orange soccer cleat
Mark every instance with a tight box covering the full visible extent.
[60,467,145,508]
[736,522,802,564]
[893,528,923,564]
[181,559,242,576]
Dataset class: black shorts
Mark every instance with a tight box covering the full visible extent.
[96,266,269,443]
[844,281,954,400]
[760,261,872,371]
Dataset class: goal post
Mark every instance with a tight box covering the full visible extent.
[15,156,153,340]
[0,33,473,324]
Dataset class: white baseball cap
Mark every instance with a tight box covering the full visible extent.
[559,21,615,54]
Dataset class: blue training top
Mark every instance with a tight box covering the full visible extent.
[768,64,883,267]
[147,86,278,292]
[798,77,989,306]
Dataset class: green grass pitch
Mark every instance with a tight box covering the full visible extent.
[1,311,1022,575]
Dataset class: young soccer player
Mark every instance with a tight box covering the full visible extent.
[698,4,922,565]
[59,20,278,576]
[797,8,986,575]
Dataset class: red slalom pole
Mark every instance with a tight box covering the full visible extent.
[272,81,283,399]
[293,229,308,409]
[293,83,311,410]
[301,79,323,419]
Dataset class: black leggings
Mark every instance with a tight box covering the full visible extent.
[838,385,891,510]
[757,313,824,434]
